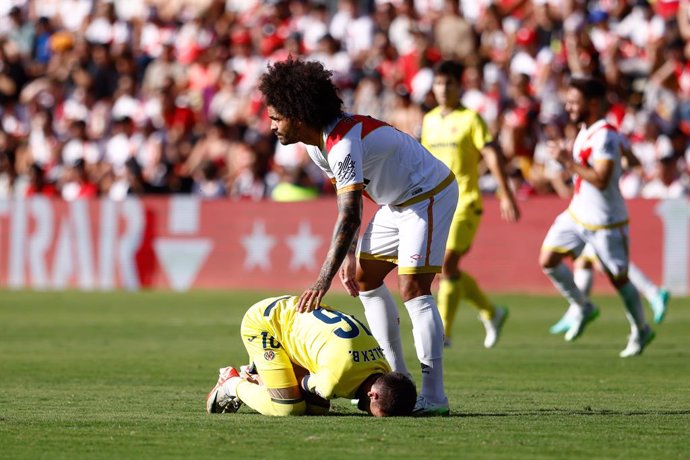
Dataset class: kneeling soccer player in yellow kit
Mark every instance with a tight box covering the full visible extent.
[205,295,417,417]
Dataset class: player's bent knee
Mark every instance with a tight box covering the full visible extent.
[539,250,562,269]
[270,399,307,416]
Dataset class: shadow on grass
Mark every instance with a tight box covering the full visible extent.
[454,408,690,417]
[230,406,690,418]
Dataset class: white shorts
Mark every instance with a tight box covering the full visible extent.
[357,180,458,275]
[580,243,597,262]
[542,211,630,278]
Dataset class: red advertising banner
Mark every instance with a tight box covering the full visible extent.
[0,196,687,294]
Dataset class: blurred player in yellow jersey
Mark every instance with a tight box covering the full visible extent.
[421,61,521,348]
[205,295,417,417]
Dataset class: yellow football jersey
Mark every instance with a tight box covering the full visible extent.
[244,296,391,400]
[421,106,492,215]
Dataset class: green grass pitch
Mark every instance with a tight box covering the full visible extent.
[1,290,689,459]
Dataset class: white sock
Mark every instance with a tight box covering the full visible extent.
[359,284,410,377]
[404,295,446,404]
[573,267,593,298]
[544,264,589,310]
[618,281,647,335]
[221,376,241,398]
[628,263,659,304]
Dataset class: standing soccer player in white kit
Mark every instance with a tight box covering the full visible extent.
[539,77,655,357]
[259,58,458,414]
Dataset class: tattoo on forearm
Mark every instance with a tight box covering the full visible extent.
[348,237,358,254]
[316,191,362,287]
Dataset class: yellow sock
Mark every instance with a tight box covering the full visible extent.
[236,381,306,416]
[438,277,461,339]
[459,271,494,320]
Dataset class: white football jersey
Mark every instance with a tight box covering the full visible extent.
[305,113,451,206]
[568,119,629,228]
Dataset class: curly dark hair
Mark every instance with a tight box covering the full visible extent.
[376,372,417,416]
[258,58,344,130]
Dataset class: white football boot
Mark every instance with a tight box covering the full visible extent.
[619,326,655,358]
[205,367,242,414]
[480,306,508,348]
[549,304,578,335]
[564,302,599,342]
[412,395,450,416]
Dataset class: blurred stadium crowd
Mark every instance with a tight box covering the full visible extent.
[0,0,689,202]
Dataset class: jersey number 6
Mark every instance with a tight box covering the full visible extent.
[312,308,372,339]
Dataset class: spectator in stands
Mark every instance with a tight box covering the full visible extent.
[26,108,59,172]
[208,69,249,127]
[476,4,511,69]
[388,0,419,59]
[60,158,98,201]
[292,1,329,55]
[434,0,476,65]
[460,64,502,135]
[0,39,29,104]
[229,141,278,201]
[531,119,573,199]
[351,70,395,121]
[0,137,22,198]
[0,0,686,202]
[142,41,185,95]
[104,116,143,180]
[192,159,227,200]
[641,151,690,198]
[499,72,539,186]
[122,157,165,198]
[182,119,232,178]
[387,86,424,139]
[25,162,58,197]
[309,34,352,89]
[6,6,34,59]
[61,119,102,174]
[330,0,375,68]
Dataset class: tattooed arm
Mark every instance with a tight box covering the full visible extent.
[297,189,363,313]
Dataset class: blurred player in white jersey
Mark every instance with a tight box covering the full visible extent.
[549,134,670,334]
[540,77,655,357]
[259,59,458,415]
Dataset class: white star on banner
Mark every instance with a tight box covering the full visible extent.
[241,221,277,271]
[285,221,323,271]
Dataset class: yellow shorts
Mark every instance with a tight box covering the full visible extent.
[240,303,299,391]
[446,205,482,254]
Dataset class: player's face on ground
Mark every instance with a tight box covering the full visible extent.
[359,398,386,417]
[358,380,386,417]
[432,74,460,109]
[267,105,299,145]
[565,87,588,124]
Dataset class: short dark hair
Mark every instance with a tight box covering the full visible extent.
[376,372,417,416]
[433,60,464,82]
[258,58,343,129]
[569,76,607,101]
